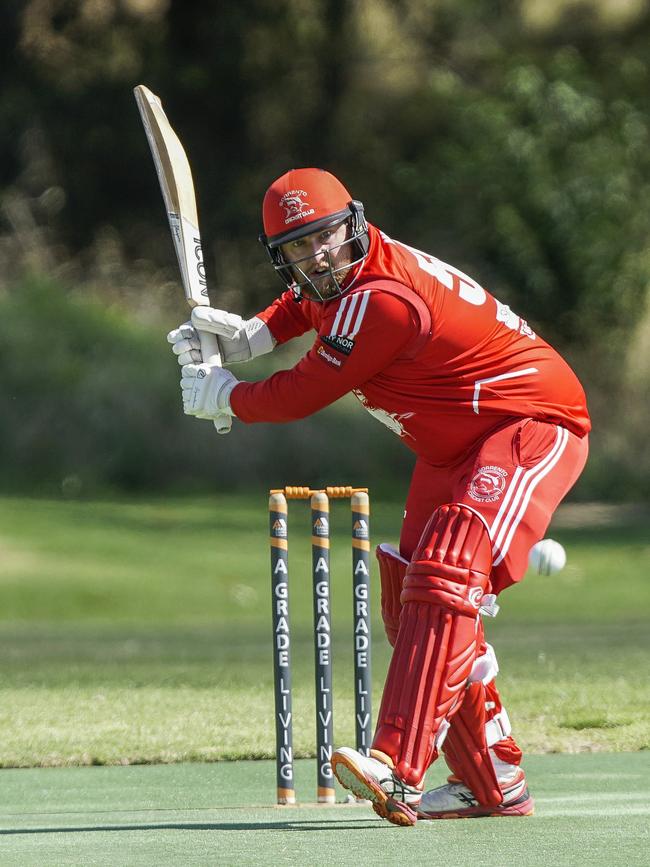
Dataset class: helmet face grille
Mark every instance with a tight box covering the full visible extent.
[260,169,370,301]
[263,202,370,302]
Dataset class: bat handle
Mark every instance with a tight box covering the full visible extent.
[198,330,232,435]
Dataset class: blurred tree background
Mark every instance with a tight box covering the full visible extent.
[1,0,649,500]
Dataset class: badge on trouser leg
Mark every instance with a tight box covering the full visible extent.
[331,747,422,827]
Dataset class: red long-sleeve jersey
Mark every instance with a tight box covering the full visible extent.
[230,225,590,466]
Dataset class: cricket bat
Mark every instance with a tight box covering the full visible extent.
[133,84,231,434]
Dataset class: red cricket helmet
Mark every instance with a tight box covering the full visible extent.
[259,168,369,302]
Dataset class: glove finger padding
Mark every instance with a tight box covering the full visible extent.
[167,322,196,343]
[190,309,275,363]
[180,363,238,418]
[190,309,250,363]
[168,322,203,365]
[173,339,202,364]
[191,307,243,338]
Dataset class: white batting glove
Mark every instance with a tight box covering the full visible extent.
[181,363,239,419]
[167,321,202,365]
[167,308,275,366]
[193,308,275,362]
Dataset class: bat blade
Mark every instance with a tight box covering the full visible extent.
[134,84,232,434]
[133,84,208,308]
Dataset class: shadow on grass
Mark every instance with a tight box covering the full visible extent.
[0,818,387,833]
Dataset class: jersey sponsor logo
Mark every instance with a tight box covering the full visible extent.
[519,319,536,339]
[279,189,315,225]
[352,389,416,439]
[329,289,371,339]
[321,334,355,355]
[495,301,537,340]
[468,465,508,503]
[317,344,342,368]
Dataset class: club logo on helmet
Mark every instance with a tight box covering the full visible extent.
[279,189,315,225]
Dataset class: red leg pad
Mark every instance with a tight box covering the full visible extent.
[492,734,523,766]
[372,505,493,787]
[376,544,408,647]
[484,680,523,766]
[442,682,502,807]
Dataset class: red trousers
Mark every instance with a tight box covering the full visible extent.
[400,419,589,595]
[376,419,588,785]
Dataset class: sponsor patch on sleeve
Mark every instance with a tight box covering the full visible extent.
[321,334,355,356]
[316,288,370,364]
[316,343,343,368]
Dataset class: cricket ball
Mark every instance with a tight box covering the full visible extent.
[528,539,567,575]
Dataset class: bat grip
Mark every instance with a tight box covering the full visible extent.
[198,330,232,435]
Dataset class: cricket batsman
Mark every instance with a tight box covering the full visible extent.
[167,168,590,825]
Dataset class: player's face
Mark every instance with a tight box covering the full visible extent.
[280,222,352,300]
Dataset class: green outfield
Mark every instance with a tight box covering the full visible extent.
[0,495,648,768]
[0,753,649,866]
[0,494,648,863]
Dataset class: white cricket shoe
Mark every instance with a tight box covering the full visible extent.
[331,747,422,827]
[418,768,534,820]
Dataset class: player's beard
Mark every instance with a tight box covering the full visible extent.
[307,262,353,299]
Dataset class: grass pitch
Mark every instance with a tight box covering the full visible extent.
[0,495,648,864]
[0,495,648,768]
[0,753,648,866]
